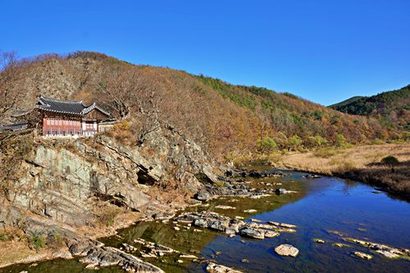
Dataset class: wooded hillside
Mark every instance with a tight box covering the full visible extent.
[330,85,410,131]
[0,51,403,160]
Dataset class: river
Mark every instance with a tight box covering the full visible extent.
[1,171,409,273]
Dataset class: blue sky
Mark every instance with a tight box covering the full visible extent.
[1,0,409,105]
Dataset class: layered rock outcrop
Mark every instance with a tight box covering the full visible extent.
[1,126,220,230]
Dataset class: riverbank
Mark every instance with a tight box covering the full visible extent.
[3,170,410,273]
[0,202,183,269]
[266,143,410,199]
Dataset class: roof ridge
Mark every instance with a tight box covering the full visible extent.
[81,102,111,116]
[39,95,83,104]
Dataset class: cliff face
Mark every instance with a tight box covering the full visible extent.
[0,123,218,233]
[13,139,150,226]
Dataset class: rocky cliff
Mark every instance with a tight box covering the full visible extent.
[0,122,220,239]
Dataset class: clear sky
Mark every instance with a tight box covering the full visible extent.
[1,0,409,105]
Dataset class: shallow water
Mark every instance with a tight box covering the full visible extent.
[1,171,410,273]
[190,173,410,273]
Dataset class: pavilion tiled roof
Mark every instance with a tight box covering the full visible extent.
[37,96,111,117]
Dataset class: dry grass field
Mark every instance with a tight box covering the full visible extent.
[270,143,410,198]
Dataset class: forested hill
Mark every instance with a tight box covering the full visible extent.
[330,85,410,131]
[0,51,402,159]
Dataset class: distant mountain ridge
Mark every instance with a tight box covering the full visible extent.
[329,96,365,108]
[330,85,410,130]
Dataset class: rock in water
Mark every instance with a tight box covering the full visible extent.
[243,209,257,214]
[206,262,243,273]
[209,220,229,232]
[194,218,208,228]
[268,221,297,229]
[376,250,401,259]
[353,251,373,260]
[264,230,280,238]
[215,205,236,210]
[274,244,299,257]
[240,228,265,239]
[275,188,288,195]
[333,243,349,248]
[68,239,165,272]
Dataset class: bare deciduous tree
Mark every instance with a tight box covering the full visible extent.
[0,51,23,121]
[97,66,164,145]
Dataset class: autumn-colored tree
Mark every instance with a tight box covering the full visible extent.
[0,51,399,159]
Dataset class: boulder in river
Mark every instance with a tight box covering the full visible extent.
[333,243,349,248]
[175,211,298,242]
[264,230,280,238]
[376,250,401,259]
[68,239,165,272]
[268,221,297,229]
[194,218,208,228]
[274,244,299,257]
[342,236,410,260]
[353,251,373,260]
[206,262,243,273]
[303,174,321,179]
[313,239,325,244]
[209,219,229,232]
[215,205,236,210]
[275,188,291,195]
[243,209,257,214]
[240,227,265,239]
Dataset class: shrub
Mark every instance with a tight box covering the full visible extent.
[402,132,410,142]
[0,232,9,241]
[371,138,385,145]
[335,133,348,148]
[305,135,328,148]
[273,132,288,149]
[256,136,277,153]
[381,156,399,165]
[288,135,303,151]
[28,232,46,251]
[311,110,324,121]
[107,119,137,146]
[0,228,25,242]
[47,231,65,250]
[214,181,225,187]
[96,205,121,227]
